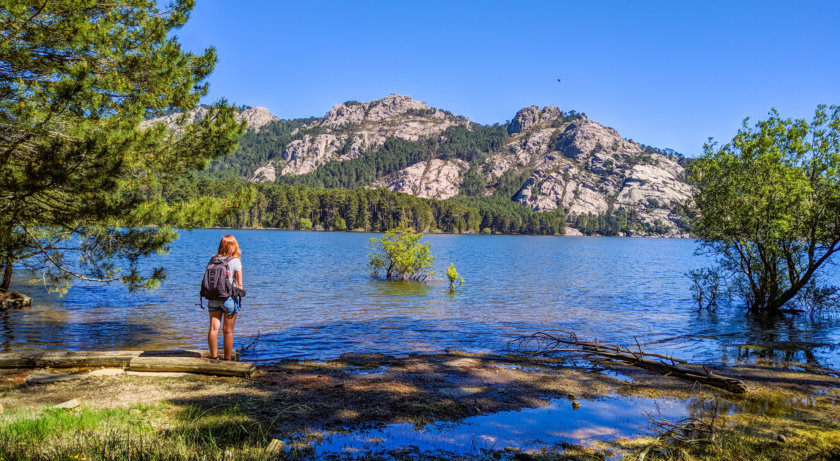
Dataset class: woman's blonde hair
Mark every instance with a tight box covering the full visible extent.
[216,235,241,259]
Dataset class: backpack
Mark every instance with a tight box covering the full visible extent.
[199,256,235,309]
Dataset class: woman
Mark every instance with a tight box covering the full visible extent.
[207,234,243,361]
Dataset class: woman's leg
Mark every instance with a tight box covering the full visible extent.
[208,311,223,359]
[222,312,237,360]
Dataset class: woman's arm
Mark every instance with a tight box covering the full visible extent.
[235,270,243,289]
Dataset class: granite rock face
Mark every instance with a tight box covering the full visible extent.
[376,159,469,200]
[152,95,695,235]
[250,95,469,179]
[507,105,569,134]
[492,108,693,236]
[141,106,278,132]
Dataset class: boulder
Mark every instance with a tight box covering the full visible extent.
[0,290,31,310]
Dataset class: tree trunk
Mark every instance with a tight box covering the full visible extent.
[1,256,11,291]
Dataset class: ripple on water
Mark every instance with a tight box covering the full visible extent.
[3,230,839,369]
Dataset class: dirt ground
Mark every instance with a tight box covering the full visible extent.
[2,351,838,437]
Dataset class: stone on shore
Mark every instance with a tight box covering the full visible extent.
[0,290,32,310]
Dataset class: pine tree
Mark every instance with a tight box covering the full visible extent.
[0,0,247,292]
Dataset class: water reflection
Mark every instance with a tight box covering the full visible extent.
[1,230,838,368]
[304,397,691,457]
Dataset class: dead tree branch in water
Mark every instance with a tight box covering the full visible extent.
[636,400,721,461]
[512,332,748,394]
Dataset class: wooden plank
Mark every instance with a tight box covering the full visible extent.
[140,350,240,361]
[129,356,255,378]
[0,350,238,368]
[0,353,37,368]
[36,351,142,368]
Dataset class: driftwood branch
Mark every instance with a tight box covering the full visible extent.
[512,332,748,394]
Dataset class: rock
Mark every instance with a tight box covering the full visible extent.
[266,439,286,456]
[497,114,694,234]
[141,106,279,133]
[777,434,787,443]
[564,227,584,236]
[508,105,569,134]
[237,107,277,131]
[572,400,580,410]
[380,159,468,200]
[278,133,344,176]
[0,290,32,310]
[250,95,469,180]
[338,352,395,365]
[53,398,81,409]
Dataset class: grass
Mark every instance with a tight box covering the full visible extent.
[0,402,281,461]
[613,388,840,461]
[1,356,839,460]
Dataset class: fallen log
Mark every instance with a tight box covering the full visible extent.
[0,350,238,369]
[129,356,255,378]
[514,332,748,394]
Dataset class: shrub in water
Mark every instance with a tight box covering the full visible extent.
[446,263,464,291]
[368,222,434,281]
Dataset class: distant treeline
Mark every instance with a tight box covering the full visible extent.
[162,177,689,236]
[163,178,568,235]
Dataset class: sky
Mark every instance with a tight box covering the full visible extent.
[175,0,840,156]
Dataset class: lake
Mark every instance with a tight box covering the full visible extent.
[3,230,839,368]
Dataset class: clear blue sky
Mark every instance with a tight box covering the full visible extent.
[176,0,840,156]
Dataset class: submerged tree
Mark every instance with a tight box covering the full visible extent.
[0,0,248,292]
[445,263,464,291]
[690,106,840,314]
[368,222,434,281]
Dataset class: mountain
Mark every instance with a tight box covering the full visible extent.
[251,95,468,181]
[148,95,696,236]
[141,106,278,132]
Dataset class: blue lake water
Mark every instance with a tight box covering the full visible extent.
[3,230,839,368]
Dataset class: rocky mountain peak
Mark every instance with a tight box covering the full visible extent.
[508,105,577,134]
[237,107,278,131]
[141,106,278,132]
[555,119,641,161]
[252,95,469,180]
[320,94,460,130]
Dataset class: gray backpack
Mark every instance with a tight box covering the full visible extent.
[199,256,235,308]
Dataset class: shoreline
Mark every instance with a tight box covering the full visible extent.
[2,351,838,459]
[204,226,695,239]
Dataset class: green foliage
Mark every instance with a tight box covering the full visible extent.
[298,217,313,230]
[445,263,464,291]
[0,0,245,292]
[492,168,534,200]
[459,162,488,196]
[368,222,435,281]
[332,216,347,231]
[567,206,674,236]
[481,227,492,234]
[690,105,840,313]
[453,196,566,235]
